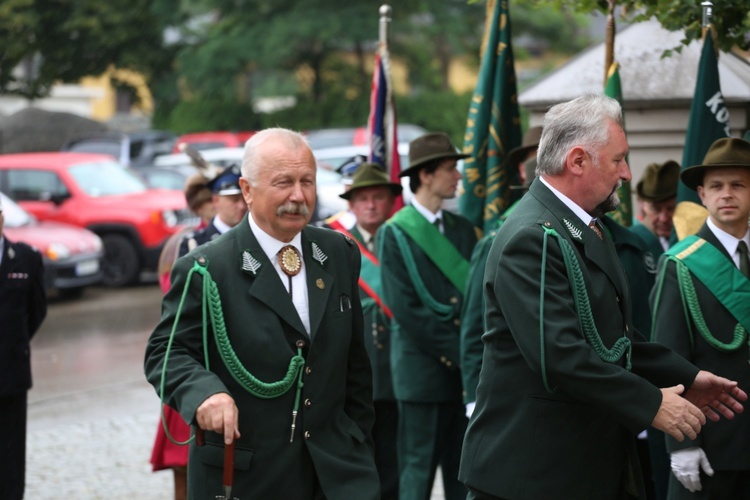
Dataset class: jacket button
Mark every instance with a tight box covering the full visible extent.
[304,399,312,408]
[440,356,447,363]
[377,343,385,350]
[446,360,453,368]
[449,296,458,304]
[453,319,460,327]
[305,366,312,375]
[296,340,306,348]
[304,431,311,440]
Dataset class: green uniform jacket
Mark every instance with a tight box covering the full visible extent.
[651,223,750,470]
[603,216,658,339]
[379,208,477,403]
[630,223,666,259]
[144,217,379,499]
[349,226,395,402]
[459,181,698,499]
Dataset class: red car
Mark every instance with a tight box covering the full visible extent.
[1,191,103,295]
[172,131,256,152]
[0,153,194,287]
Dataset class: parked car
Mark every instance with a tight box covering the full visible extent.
[1,191,103,295]
[155,147,347,221]
[0,153,194,287]
[305,124,427,150]
[172,131,256,152]
[61,130,177,167]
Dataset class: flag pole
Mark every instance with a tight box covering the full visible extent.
[701,1,712,37]
[379,4,391,47]
[604,0,616,86]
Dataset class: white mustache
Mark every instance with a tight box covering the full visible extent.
[277,202,310,217]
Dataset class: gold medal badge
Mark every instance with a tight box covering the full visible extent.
[279,245,302,276]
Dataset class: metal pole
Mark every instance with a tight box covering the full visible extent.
[379,4,392,48]
[604,0,616,86]
[701,1,713,40]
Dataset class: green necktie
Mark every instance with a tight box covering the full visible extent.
[738,241,750,279]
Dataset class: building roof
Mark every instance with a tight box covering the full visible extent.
[519,18,750,109]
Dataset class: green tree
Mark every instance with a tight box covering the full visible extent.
[523,0,750,52]
[0,0,169,99]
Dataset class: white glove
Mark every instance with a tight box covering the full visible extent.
[465,401,476,418]
[670,447,714,492]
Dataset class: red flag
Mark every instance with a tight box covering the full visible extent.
[368,47,403,210]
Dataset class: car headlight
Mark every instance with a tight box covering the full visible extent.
[161,210,178,227]
[46,242,71,261]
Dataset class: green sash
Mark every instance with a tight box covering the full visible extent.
[664,236,750,332]
[388,206,470,292]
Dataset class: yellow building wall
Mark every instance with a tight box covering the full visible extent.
[80,67,153,121]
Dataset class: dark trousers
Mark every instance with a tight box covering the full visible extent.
[397,401,467,500]
[668,469,750,500]
[373,400,399,500]
[0,391,28,500]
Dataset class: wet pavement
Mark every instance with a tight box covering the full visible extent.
[25,283,446,499]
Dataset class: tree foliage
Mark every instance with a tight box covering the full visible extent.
[0,0,169,99]
[523,0,750,52]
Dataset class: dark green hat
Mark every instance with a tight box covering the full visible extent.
[636,160,680,202]
[339,162,402,200]
[680,137,750,191]
[400,132,469,177]
[510,157,538,191]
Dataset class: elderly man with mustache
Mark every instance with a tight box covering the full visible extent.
[459,95,746,500]
[145,128,380,499]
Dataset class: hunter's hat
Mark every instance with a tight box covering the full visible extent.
[401,132,469,177]
[506,126,543,169]
[340,162,402,200]
[680,138,750,191]
[636,160,680,202]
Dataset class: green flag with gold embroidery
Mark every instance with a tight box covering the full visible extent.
[459,0,521,234]
[604,62,632,227]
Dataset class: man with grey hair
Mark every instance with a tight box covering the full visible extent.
[145,127,379,499]
[459,95,746,500]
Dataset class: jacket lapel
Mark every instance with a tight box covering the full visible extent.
[303,228,333,340]
[531,182,627,299]
[238,221,308,337]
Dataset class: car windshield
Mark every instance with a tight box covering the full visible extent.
[0,192,34,227]
[69,161,148,196]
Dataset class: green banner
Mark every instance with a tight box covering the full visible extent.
[674,27,730,240]
[459,0,521,234]
[604,62,632,227]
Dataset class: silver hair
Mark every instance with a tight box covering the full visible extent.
[536,94,623,177]
[242,128,311,186]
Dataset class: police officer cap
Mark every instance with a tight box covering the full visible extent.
[207,164,242,195]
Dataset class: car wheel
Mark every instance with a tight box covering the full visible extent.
[101,234,140,287]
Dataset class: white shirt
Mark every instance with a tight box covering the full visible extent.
[212,215,233,235]
[0,236,4,268]
[540,177,597,227]
[356,225,375,253]
[706,217,750,270]
[248,214,310,335]
[412,198,444,234]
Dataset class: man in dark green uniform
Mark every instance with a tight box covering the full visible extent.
[337,162,402,499]
[379,132,477,500]
[459,95,746,500]
[632,160,680,257]
[651,137,750,499]
[460,153,538,416]
[145,128,379,499]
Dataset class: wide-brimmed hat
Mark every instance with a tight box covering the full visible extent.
[506,126,543,169]
[340,162,402,200]
[680,137,750,191]
[510,157,538,191]
[400,132,469,177]
[636,160,680,202]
